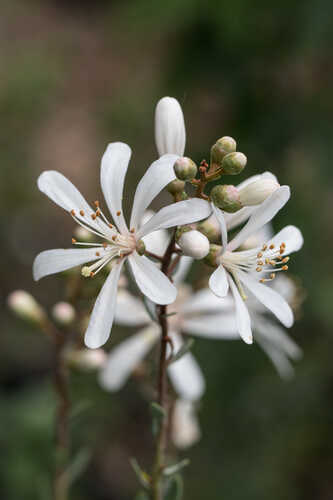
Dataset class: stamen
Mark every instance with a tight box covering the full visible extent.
[130,228,135,234]
[96,209,101,217]
[112,235,117,242]
[256,267,262,272]
[257,252,263,258]
[71,209,76,216]
[269,244,275,250]
[94,201,100,207]
[72,238,76,244]
[91,213,97,220]
[116,211,121,216]
[79,209,85,216]
[96,251,100,256]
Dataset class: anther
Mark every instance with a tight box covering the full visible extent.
[269,244,275,249]
[282,257,289,263]
[281,242,286,248]
[260,278,265,283]
[96,209,101,217]
[257,260,263,266]
[96,252,100,256]
[112,235,117,241]
[279,247,285,255]
[94,201,100,207]
[282,265,288,271]
[257,252,263,258]
[116,211,121,216]
[79,209,85,216]
[270,273,276,280]
[72,238,76,244]
[256,267,262,272]
[90,271,94,277]
[262,244,267,251]
[91,213,97,220]
[108,223,113,228]
[103,242,107,248]
[130,228,135,233]
[71,209,76,216]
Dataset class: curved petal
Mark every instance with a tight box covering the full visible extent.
[228,186,290,251]
[100,142,131,233]
[128,252,177,305]
[238,270,294,328]
[33,247,104,281]
[211,204,228,249]
[84,260,124,349]
[137,199,212,240]
[267,225,303,256]
[99,326,159,391]
[228,274,253,344]
[183,289,233,315]
[256,339,295,379]
[209,265,229,297]
[115,289,150,326]
[254,317,302,360]
[130,154,178,229]
[167,332,205,401]
[236,171,277,191]
[155,97,186,156]
[183,314,238,338]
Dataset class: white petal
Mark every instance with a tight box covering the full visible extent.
[128,252,177,305]
[33,247,104,281]
[183,288,234,315]
[183,314,238,339]
[211,204,228,249]
[224,206,257,231]
[99,327,159,391]
[115,289,150,326]
[209,265,229,298]
[173,255,193,285]
[238,270,294,328]
[267,225,303,256]
[167,331,205,401]
[227,274,253,344]
[100,142,131,233]
[171,399,201,449]
[84,260,124,349]
[228,186,290,251]
[254,317,302,360]
[155,97,186,156]
[236,171,277,190]
[257,340,295,379]
[130,154,178,229]
[137,199,211,240]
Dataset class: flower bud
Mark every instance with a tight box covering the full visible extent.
[178,230,210,259]
[52,302,75,326]
[204,244,222,267]
[197,214,221,242]
[210,185,242,213]
[239,178,279,206]
[67,348,107,371]
[166,179,186,195]
[155,97,186,156]
[211,136,237,166]
[7,290,45,324]
[221,152,247,175]
[73,226,94,242]
[174,157,197,181]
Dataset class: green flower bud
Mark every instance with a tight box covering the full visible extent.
[7,290,46,324]
[221,152,247,175]
[210,185,242,213]
[197,214,221,242]
[204,244,222,268]
[211,136,237,166]
[174,157,198,181]
[167,179,186,195]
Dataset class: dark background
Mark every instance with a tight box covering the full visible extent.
[1,1,332,499]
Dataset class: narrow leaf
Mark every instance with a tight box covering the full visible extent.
[130,458,151,490]
[163,459,190,477]
[169,338,195,364]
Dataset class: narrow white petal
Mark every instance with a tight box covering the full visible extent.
[183,288,234,315]
[238,270,294,328]
[84,260,124,349]
[211,204,228,249]
[167,331,205,401]
[257,340,295,379]
[137,199,211,240]
[128,252,177,305]
[209,265,229,297]
[33,247,104,281]
[172,399,201,449]
[155,97,186,156]
[228,186,290,251]
[236,171,277,190]
[254,317,302,360]
[100,142,131,233]
[99,327,159,391]
[173,256,193,285]
[228,274,253,344]
[115,289,150,326]
[130,154,178,229]
[183,314,238,338]
[267,225,303,256]
[141,211,170,256]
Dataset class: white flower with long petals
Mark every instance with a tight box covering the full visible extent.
[155,97,186,156]
[209,186,303,344]
[33,142,211,348]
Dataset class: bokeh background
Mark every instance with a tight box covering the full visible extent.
[1,0,332,499]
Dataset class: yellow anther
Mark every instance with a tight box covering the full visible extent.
[269,244,275,249]
[281,242,286,248]
[71,209,76,216]
[257,252,263,258]
[95,251,100,256]
[282,265,288,271]
[257,260,263,266]
[112,235,117,241]
[95,209,101,217]
[282,257,289,263]
[260,278,265,283]
[91,213,97,220]
[270,273,276,279]
[279,247,285,254]
[262,244,267,251]
[256,266,262,272]
[72,238,76,244]
[265,258,270,264]
[116,210,121,216]
[130,228,135,233]
[108,223,113,228]
[94,201,100,207]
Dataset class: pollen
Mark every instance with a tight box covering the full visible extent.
[79,209,85,216]
[96,209,101,217]
[116,211,121,216]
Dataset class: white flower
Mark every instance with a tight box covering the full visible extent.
[209,186,303,344]
[33,142,211,349]
[171,399,201,449]
[155,97,186,156]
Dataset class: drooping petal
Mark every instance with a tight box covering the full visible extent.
[99,326,159,391]
[33,247,104,281]
[211,204,228,249]
[137,199,211,240]
[209,265,229,297]
[115,289,150,326]
[130,154,178,230]
[141,210,170,256]
[167,331,205,401]
[256,339,295,379]
[155,97,186,156]
[128,252,177,304]
[228,186,290,252]
[267,225,303,256]
[227,274,253,344]
[84,260,124,349]
[254,317,302,360]
[183,288,234,315]
[183,314,238,338]
[100,142,131,233]
[238,270,294,328]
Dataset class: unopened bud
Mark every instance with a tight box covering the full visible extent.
[167,179,186,195]
[210,185,242,213]
[211,136,237,166]
[221,152,247,175]
[178,230,210,259]
[52,302,75,326]
[204,244,222,267]
[197,214,221,242]
[155,97,186,156]
[239,178,279,206]
[7,290,45,324]
[174,157,197,181]
[67,348,107,371]
[73,226,94,242]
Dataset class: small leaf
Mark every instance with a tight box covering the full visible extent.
[67,448,91,486]
[130,458,151,490]
[143,296,158,323]
[169,338,195,364]
[150,402,166,436]
[164,474,184,500]
[163,459,190,477]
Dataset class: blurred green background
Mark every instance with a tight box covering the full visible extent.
[1,0,332,499]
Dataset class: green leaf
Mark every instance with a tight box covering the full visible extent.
[67,448,91,486]
[130,458,151,490]
[150,402,166,436]
[164,474,184,500]
[169,338,195,364]
[163,459,190,477]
